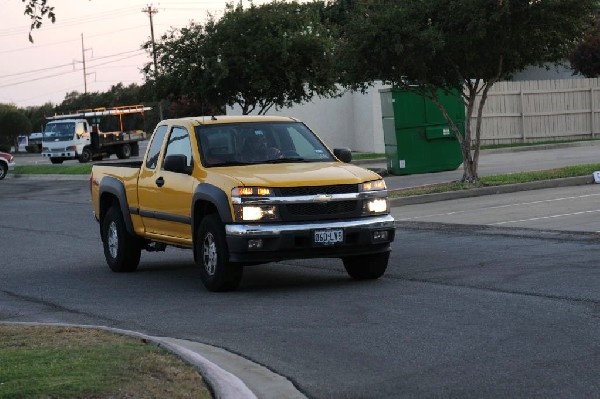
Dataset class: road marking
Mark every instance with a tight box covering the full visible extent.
[489,209,600,226]
[397,193,600,221]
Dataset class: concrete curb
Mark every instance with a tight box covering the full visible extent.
[390,175,594,206]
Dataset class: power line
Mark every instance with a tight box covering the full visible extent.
[0,49,144,80]
[0,51,145,89]
[0,6,143,37]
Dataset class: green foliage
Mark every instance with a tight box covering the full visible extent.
[0,109,32,149]
[22,0,56,42]
[333,0,597,182]
[147,1,338,115]
[569,17,600,77]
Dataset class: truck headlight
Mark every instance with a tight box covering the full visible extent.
[234,204,279,222]
[359,179,386,192]
[67,145,77,151]
[363,198,389,214]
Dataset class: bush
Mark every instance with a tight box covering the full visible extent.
[0,144,10,153]
[25,144,41,153]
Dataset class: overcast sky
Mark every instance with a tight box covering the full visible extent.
[0,0,268,108]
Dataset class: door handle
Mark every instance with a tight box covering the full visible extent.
[155,177,165,187]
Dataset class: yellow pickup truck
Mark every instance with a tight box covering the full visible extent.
[90,115,395,291]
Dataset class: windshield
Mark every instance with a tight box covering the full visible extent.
[196,121,334,167]
[43,122,75,142]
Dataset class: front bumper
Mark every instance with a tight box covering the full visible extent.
[225,214,396,263]
[42,151,76,159]
[7,161,15,170]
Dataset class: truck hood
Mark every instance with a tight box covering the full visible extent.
[215,162,381,187]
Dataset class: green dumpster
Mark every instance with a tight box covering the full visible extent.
[380,88,463,175]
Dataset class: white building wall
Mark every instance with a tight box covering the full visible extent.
[227,83,389,153]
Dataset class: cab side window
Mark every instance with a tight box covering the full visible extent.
[163,126,193,170]
[146,125,168,170]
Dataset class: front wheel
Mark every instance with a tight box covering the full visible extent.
[78,148,92,163]
[342,252,389,280]
[0,163,7,180]
[102,206,141,272]
[195,214,242,292]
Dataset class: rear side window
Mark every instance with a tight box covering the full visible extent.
[146,125,168,169]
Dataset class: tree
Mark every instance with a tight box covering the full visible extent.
[0,109,32,151]
[22,0,56,42]
[146,1,338,115]
[569,17,600,78]
[335,0,596,182]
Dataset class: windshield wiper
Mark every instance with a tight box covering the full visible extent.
[264,157,308,163]
[208,160,249,167]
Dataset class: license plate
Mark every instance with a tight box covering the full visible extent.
[313,229,344,246]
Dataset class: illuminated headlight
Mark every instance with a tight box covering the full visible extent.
[232,187,273,196]
[363,198,389,214]
[360,179,387,192]
[234,205,279,222]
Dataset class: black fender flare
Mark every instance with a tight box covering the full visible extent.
[192,183,232,229]
[98,176,135,236]
[191,184,232,261]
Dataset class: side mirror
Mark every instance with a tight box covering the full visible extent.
[333,148,352,163]
[164,154,193,174]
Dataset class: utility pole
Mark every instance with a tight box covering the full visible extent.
[143,5,163,119]
[80,33,93,94]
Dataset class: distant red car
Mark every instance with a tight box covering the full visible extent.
[0,152,15,180]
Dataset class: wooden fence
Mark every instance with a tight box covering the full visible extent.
[473,78,600,145]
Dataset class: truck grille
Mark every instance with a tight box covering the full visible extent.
[286,201,359,216]
[277,184,362,221]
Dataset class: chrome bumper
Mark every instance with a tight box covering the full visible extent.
[225,214,395,237]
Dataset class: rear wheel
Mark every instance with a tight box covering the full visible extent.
[342,252,389,280]
[102,206,141,272]
[116,144,132,159]
[78,148,92,163]
[195,214,242,292]
[50,158,63,164]
[0,163,7,180]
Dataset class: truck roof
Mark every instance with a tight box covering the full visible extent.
[164,115,300,126]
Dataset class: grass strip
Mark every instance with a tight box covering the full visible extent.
[0,325,212,399]
[13,164,93,175]
[352,153,385,160]
[391,163,600,197]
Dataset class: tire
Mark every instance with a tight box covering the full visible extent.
[116,144,132,159]
[342,252,389,280]
[78,148,92,163]
[50,158,63,164]
[195,214,242,292]
[102,206,141,272]
[0,163,7,180]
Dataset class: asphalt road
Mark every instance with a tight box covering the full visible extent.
[1,179,599,398]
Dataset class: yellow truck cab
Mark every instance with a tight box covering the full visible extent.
[91,115,395,291]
